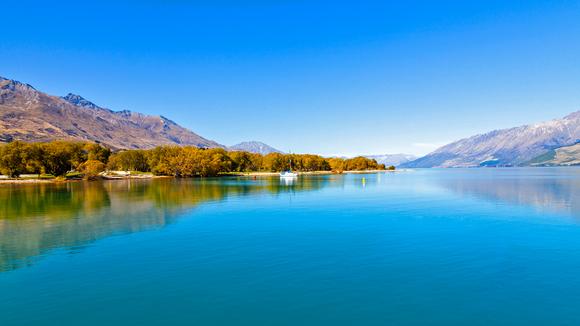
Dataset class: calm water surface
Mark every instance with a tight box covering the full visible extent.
[1,168,580,325]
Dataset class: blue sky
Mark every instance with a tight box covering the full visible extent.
[1,0,579,156]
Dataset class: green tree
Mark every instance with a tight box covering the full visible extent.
[0,141,27,177]
[229,151,254,172]
[108,150,149,172]
[85,143,111,163]
[41,141,86,176]
[22,143,46,174]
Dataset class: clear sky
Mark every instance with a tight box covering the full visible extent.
[1,0,579,156]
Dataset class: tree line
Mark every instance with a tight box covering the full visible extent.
[0,141,391,178]
[0,141,110,178]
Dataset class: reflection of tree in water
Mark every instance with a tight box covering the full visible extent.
[0,176,330,272]
[435,172,580,218]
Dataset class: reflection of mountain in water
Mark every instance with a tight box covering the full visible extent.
[435,169,580,218]
[0,177,330,272]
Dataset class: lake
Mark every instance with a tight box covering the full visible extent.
[1,168,580,325]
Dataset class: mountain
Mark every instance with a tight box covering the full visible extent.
[527,143,580,166]
[229,141,282,154]
[403,111,580,168]
[364,154,417,167]
[0,76,222,149]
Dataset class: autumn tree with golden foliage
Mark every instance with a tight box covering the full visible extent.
[0,141,111,178]
[0,141,385,178]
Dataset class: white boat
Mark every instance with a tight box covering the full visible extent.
[280,158,298,178]
[280,171,298,178]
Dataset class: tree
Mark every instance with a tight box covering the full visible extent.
[22,143,45,174]
[344,156,382,171]
[0,140,390,179]
[0,141,27,177]
[41,141,86,176]
[229,151,254,172]
[147,146,181,176]
[78,160,106,180]
[200,148,232,176]
[85,143,111,163]
[327,157,345,172]
[171,147,199,177]
[262,153,288,171]
[108,150,149,172]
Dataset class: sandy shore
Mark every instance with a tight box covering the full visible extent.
[0,174,165,184]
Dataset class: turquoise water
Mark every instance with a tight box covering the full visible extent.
[1,168,580,325]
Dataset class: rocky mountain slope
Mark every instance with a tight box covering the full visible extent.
[527,143,580,166]
[229,141,282,154]
[0,76,222,149]
[403,111,580,168]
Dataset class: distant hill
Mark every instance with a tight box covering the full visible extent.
[403,111,580,168]
[0,76,223,149]
[229,141,282,154]
[364,154,417,167]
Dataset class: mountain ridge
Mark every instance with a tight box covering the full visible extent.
[402,111,580,168]
[364,154,417,167]
[229,141,282,154]
[0,76,223,150]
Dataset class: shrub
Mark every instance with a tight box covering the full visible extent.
[78,160,106,180]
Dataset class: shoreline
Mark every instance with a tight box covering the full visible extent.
[228,170,395,177]
[0,170,395,184]
[0,179,56,184]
